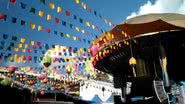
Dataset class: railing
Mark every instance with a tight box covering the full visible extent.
[33,101,74,104]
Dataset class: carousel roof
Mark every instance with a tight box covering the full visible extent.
[91,13,185,49]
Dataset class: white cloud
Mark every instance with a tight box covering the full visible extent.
[127,0,185,19]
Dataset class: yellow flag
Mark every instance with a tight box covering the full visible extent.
[66,34,70,38]
[47,14,52,20]
[14,47,19,52]
[10,56,14,61]
[75,27,79,31]
[14,54,19,59]
[57,6,62,13]
[25,44,28,48]
[104,18,108,24]
[20,38,26,43]
[75,0,79,4]
[22,48,26,53]
[39,10,44,17]
[30,23,35,29]
[74,53,77,57]
[49,2,55,9]
[38,25,42,31]
[81,29,85,34]
[73,36,76,40]
[109,22,112,26]
[91,24,95,29]
[86,21,90,27]
[18,43,22,48]
[30,40,34,45]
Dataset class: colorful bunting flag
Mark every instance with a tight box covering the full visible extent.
[86,21,90,27]
[39,0,45,4]
[12,17,16,23]
[47,14,52,20]
[9,0,16,4]
[20,2,26,9]
[14,47,19,52]
[21,20,26,25]
[57,6,62,13]
[49,2,55,9]
[46,28,51,33]
[12,36,17,41]
[75,0,79,4]
[37,42,42,47]
[18,43,22,48]
[30,7,36,14]
[62,21,66,26]
[65,11,70,17]
[30,23,35,29]
[38,25,42,31]
[3,34,8,39]
[25,44,28,48]
[39,11,44,17]
[30,40,34,45]
[0,14,7,20]
[75,27,79,31]
[55,18,60,23]
[66,34,70,38]
[73,15,77,20]
[22,48,26,53]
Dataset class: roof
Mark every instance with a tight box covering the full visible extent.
[91,13,185,51]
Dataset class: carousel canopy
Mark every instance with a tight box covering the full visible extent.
[91,13,185,50]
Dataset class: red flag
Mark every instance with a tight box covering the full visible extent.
[28,49,32,53]
[0,14,7,19]
[37,42,42,47]
[86,31,90,35]
[32,45,36,49]
[65,11,70,17]
[55,18,60,23]
[46,28,51,33]
[9,0,16,4]
[78,38,81,41]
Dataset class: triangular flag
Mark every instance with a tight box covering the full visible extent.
[22,48,26,53]
[75,27,79,31]
[62,21,66,26]
[37,42,42,47]
[12,17,16,23]
[39,0,45,4]
[73,15,77,20]
[73,36,76,40]
[14,47,19,52]
[12,36,17,41]
[28,49,32,53]
[30,7,36,14]
[49,2,55,9]
[30,23,35,29]
[20,2,26,9]
[47,14,52,20]
[0,14,7,20]
[65,11,70,17]
[20,38,26,43]
[75,0,79,4]
[86,21,90,27]
[66,34,70,38]
[3,34,8,39]
[55,18,60,23]
[81,2,86,9]
[25,44,28,48]
[30,40,34,45]
[88,7,92,12]
[70,24,73,29]
[46,28,51,33]
[57,6,62,13]
[39,10,44,17]
[79,18,83,23]
[21,20,26,25]
[18,43,22,48]
[9,0,16,4]
[60,32,64,37]
[38,25,42,31]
